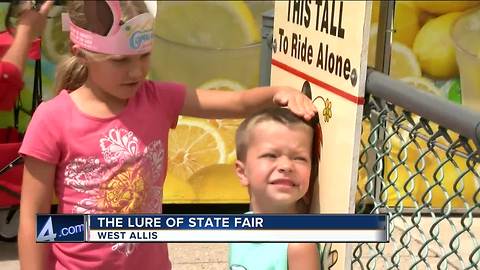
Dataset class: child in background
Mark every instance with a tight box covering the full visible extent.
[17,1,317,270]
[0,1,52,110]
[230,107,322,270]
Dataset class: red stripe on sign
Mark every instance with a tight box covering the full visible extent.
[271,58,365,105]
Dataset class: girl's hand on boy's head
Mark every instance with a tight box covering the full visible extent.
[16,1,53,40]
[272,86,318,121]
[182,85,317,120]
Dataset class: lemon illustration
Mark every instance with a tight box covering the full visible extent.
[413,12,463,78]
[418,11,437,27]
[149,1,262,98]
[163,174,196,203]
[199,79,246,92]
[165,79,249,203]
[188,164,249,203]
[393,2,420,47]
[384,130,478,208]
[199,79,247,164]
[369,25,421,79]
[207,118,243,164]
[363,113,477,208]
[42,6,70,64]
[154,1,260,48]
[414,1,480,14]
[167,116,226,182]
[383,134,429,208]
[400,76,442,96]
[370,3,420,48]
[390,42,422,79]
[356,119,372,204]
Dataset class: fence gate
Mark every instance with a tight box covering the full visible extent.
[353,70,480,270]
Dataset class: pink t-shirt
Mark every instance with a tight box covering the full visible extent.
[19,80,186,270]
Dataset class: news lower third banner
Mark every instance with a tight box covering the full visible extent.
[36,214,389,243]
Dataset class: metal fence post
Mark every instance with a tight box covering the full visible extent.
[260,10,274,87]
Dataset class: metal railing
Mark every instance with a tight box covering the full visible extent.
[353,69,480,270]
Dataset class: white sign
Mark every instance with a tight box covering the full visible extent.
[271,1,371,269]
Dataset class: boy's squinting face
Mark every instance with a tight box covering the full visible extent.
[86,52,151,99]
[235,120,313,213]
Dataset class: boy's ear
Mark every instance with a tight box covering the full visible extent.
[234,160,249,187]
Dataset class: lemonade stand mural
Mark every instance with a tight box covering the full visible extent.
[3,1,478,208]
[150,1,274,203]
[358,1,480,209]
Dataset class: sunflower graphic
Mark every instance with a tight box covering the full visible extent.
[98,165,146,213]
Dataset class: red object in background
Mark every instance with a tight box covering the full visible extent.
[0,31,41,60]
[0,61,24,110]
[0,31,41,111]
[0,32,42,209]
[0,128,23,208]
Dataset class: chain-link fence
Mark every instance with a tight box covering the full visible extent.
[352,70,480,270]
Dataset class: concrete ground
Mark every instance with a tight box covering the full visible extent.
[0,242,229,270]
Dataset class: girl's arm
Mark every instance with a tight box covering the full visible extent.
[181,85,317,120]
[288,243,321,270]
[18,157,56,270]
[2,1,52,72]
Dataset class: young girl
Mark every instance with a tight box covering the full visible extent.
[17,1,317,270]
[230,107,324,270]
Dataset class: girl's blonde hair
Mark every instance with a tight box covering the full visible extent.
[55,1,148,93]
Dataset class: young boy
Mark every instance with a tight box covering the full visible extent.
[229,107,321,270]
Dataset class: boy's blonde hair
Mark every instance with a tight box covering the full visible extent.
[55,1,148,93]
[236,107,321,213]
[235,107,312,161]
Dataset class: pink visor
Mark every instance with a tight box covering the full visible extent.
[62,1,154,55]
